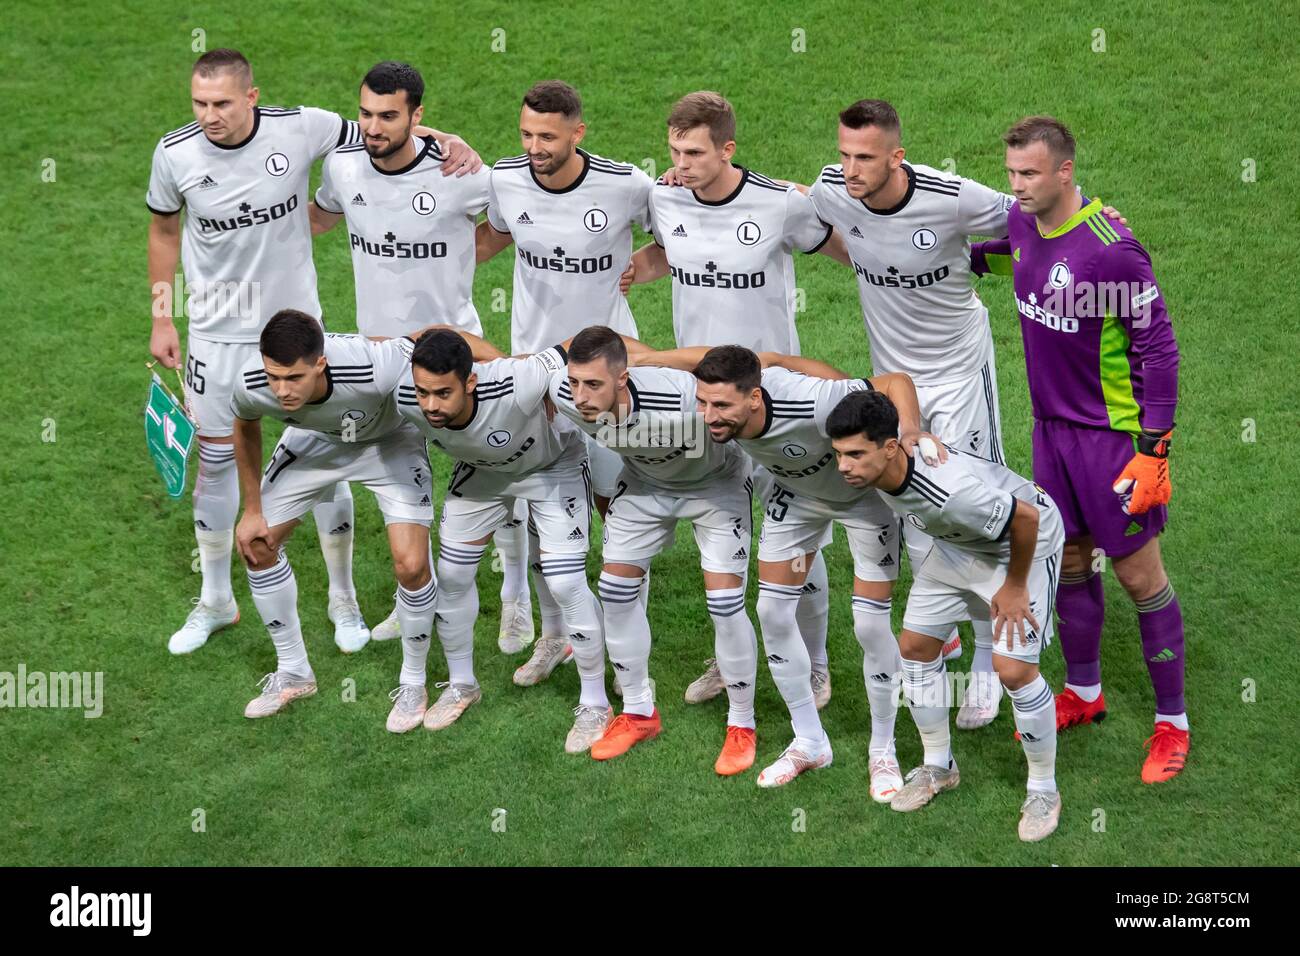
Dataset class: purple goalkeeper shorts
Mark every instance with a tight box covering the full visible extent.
[1031,418,1168,559]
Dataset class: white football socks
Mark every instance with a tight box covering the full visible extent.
[1008,674,1058,793]
[757,581,822,741]
[193,442,237,606]
[541,557,608,709]
[852,595,900,755]
[246,552,310,679]
[598,571,654,716]
[707,584,757,729]
[436,542,485,688]
[796,552,830,668]
[901,655,951,768]
[397,576,438,687]
[313,483,356,601]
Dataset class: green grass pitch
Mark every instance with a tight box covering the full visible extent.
[2,0,1297,866]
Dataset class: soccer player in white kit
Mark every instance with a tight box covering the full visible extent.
[475,80,657,673]
[544,327,762,776]
[305,61,515,650]
[395,330,612,751]
[146,50,475,657]
[620,91,853,709]
[228,312,437,732]
[631,344,936,796]
[828,390,1065,841]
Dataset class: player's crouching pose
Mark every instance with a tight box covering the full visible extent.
[549,327,760,775]
[632,344,937,796]
[395,330,612,751]
[829,391,1066,842]
[230,312,437,729]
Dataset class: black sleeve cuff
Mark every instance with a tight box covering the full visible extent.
[553,343,568,364]
[996,497,1018,541]
[802,222,833,255]
[147,202,182,216]
[314,197,343,215]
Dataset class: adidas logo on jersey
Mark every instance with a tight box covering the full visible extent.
[671,223,688,237]
[849,225,864,238]
[516,211,534,224]
[732,546,747,560]
[567,527,585,541]
[198,175,218,189]
[351,193,366,206]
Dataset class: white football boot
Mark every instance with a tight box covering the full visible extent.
[565,704,614,754]
[684,658,725,704]
[891,761,960,812]
[1018,790,1062,842]
[386,684,428,734]
[513,636,572,686]
[328,594,370,653]
[498,598,536,654]
[757,731,834,788]
[868,750,905,803]
[956,671,1004,730]
[371,601,402,642]
[423,681,482,730]
[168,597,239,655]
[244,671,317,718]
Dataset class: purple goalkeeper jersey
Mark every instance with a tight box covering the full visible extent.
[971,198,1179,434]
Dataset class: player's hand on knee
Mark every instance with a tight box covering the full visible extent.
[991,582,1037,648]
[150,321,181,369]
[236,513,273,566]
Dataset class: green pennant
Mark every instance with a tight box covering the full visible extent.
[144,373,195,499]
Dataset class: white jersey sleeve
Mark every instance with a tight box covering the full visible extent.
[510,346,567,408]
[630,166,654,231]
[485,173,511,233]
[146,139,184,214]
[230,383,259,422]
[956,178,1015,238]
[939,467,1018,544]
[784,187,833,254]
[314,154,344,213]
[302,106,359,161]
[370,336,416,392]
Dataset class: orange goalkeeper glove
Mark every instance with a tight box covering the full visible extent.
[1112,428,1173,514]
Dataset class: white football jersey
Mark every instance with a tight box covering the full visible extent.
[396,347,584,499]
[809,162,1014,385]
[146,105,362,342]
[231,333,413,443]
[316,135,489,338]
[551,364,747,497]
[486,149,651,355]
[648,166,831,354]
[737,367,875,505]
[876,446,1063,563]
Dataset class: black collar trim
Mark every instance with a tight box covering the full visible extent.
[756,387,775,437]
[530,148,590,194]
[883,452,915,496]
[371,135,434,176]
[307,366,334,405]
[693,165,748,206]
[863,163,915,217]
[210,107,261,151]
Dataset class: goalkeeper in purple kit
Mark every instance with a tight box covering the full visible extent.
[971,116,1187,784]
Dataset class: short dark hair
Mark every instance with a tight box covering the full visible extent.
[568,326,627,369]
[411,329,473,384]
[668,91,736,147]
[839,99,901,138]
[362,60,424,109]
[693,346,761,395]
[523,80,582,119]
[1003,115,1076,163]
[825,390,898,445]
[193,49,253,87]
[260,310,323,366]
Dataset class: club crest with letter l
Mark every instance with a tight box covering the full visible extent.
[145,373,196,498]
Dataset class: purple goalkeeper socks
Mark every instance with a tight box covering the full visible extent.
[1136,583,1186,715]
[1056,570,1105,686]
